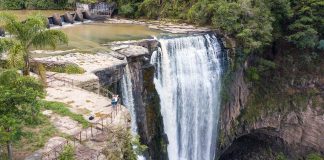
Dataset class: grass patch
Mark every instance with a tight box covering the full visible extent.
[41,101,90,128]
[13,114,58,153]
[47,64,85,74]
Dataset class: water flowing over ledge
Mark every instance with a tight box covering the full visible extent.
[151,34,225,160]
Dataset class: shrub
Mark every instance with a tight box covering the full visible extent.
[48,64,85,74]
[58,144,75,160]
[0,0,71,9]
[65,64,86,74]
[138,0,160,19]
[307,153,324,160]
[276,152,287,160]
[0,0,25,9]
[119,3,136,18]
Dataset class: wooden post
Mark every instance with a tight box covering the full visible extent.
[98,82,100,95]
[91,125,93,137]
[79,132,82,143]
[54,148,57,158]
[111,113,113,123]
[101,119,104,131]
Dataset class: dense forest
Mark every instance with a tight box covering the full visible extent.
[1,0,323,54]
[116,0,323,54]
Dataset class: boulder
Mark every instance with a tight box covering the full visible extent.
[74,11,84,22]
[115,45,149,58]
[52,13,62,26]
[82,11,92,20]
[63,12,74,24]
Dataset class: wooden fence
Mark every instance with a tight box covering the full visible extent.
[40,103,126,160]
[42,74,127,159]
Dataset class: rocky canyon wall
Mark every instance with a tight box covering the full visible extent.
[217,44,324,159]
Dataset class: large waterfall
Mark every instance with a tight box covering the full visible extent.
[151,34,224,160]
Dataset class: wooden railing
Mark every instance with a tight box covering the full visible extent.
[42,73,127,159]
[40,102,128,160]
[46,74,81,87]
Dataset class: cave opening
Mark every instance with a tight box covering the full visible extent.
[220,131,287,160]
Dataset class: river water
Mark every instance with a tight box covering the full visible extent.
[57,23,161,52]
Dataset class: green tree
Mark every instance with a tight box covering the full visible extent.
[138,0,161,19]
[287,0,323,49]
[0,13,68,75]
[211,0,273,53]
[0,69,44,160]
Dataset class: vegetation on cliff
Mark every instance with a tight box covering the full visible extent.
[102,127,147,160]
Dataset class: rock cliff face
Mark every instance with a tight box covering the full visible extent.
[217,63,324,159]
[114,43,168,160]
[126,55,167,160]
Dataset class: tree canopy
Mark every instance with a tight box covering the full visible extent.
[0,69,45,159]
[115,0,324,53]
[0,13,68,75]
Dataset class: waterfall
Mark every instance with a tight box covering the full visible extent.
[121,65,137,133]
[121,64,146,160]
[151,34,224,160]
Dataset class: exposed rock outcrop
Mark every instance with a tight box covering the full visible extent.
[94,64,126,87]
[219,104,324,159]
[217,65,324,159]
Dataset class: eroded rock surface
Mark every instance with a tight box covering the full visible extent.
[218,67,324,159]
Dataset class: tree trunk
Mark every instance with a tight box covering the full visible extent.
[6,141,12,160]
[23,53,30,76]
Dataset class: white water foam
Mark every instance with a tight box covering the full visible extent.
[151,34,223,160]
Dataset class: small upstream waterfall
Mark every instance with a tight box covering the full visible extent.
[151,34,224,160]
[121,65,146,160]
[121,65,137,133]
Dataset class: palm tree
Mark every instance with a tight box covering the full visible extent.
[0,13,68,75]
